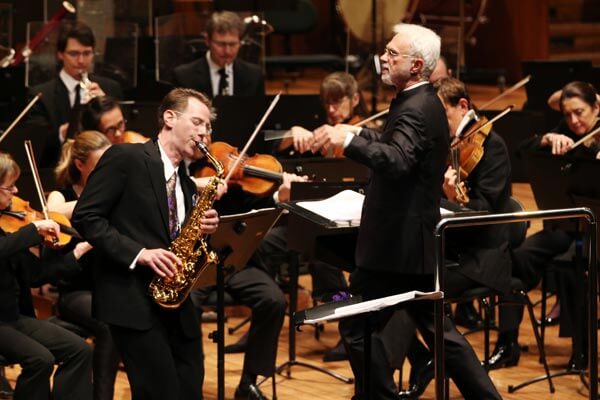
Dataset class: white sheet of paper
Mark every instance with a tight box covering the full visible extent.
[297,190,364,224]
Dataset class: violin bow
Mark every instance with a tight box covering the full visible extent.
[0,93,42,145]
[23,140,51,220]
[479,75,530,110]
[223,93,281,183]
[569,124,600,152]
[452,105,513,148]
[353,108,389,127]
[263,107,390,142]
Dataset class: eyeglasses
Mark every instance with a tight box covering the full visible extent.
[172,111,212,135]
[0,184,17,193]
[382,47,415,59]
[64,50,94,59]
[103,120,127,136]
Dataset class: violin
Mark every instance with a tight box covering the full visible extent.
[447,106,513,204]
[195,141,283,196]
[122,130,150,144]
[0,196,79,248]
[450,115,491,180]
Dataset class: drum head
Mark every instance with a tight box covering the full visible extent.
[337,0,413,44]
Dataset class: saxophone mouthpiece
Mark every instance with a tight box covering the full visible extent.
[196,141,209,154]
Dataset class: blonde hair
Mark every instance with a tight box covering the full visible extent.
[55,131,111,187]
[0,152,20,185]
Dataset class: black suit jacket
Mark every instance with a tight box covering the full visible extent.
[0,224,78,322]
[345,83,449,275]
[172,57,264,98]
[447,130,513,293]
[72,140,200,337]
[26,75,123,167]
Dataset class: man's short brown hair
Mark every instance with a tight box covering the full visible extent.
[158,88,214,129]
[206,11,244,39]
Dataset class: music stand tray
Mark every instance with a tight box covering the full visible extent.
[202,207,283,400]
[294,291,442,400]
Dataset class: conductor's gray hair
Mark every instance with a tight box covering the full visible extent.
[392,23,441,80]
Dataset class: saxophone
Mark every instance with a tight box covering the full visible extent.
[149,142,224,309]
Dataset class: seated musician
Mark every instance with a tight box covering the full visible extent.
[277,71,367,156]
[47,131,120,400]
[25,21,122,168]
[173,11,265,98]
[534,81,600,158]
[188,119,305,399]
[0,152,93,400]
[399,77,513,398]
[500,81,600,372]
[79,96,126,144]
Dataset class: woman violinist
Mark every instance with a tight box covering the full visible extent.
[0,151,93,400]
[46,131,119,400]
[510,81,600,373]
[277,71,368,156]
[536,81,600,158]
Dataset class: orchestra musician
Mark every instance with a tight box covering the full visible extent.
[310,24,501,399]
[400,77,513,397]
[47,131,119,400]
[72,88,219,400]
[497,81,600,371]
[80,96,128,144]
[277,71,367,156]
[0,152,93,400]
[25,21,122,168]
[173,11,265,98]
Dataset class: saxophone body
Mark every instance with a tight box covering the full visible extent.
[149,142,224,309]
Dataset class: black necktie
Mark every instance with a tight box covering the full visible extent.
[218,68,229,96]
[66,84,81,139]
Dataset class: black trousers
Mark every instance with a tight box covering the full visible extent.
[109,310,204,400]
[0,315,93,400]
[405,267,486,372]
[192,266,286,377]
[500,229,573,334]
[59,290,121,400]
[339,269,501,400]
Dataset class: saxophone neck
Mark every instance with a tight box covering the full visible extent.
[197,142,224,178]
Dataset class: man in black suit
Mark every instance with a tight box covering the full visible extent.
[26,21,122,167]
[312,25,501,399]
[72,88,220,400]
[173,11,264,98]
[399,77,513,398]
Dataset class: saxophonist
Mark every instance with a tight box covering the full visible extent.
[72,88,219,400]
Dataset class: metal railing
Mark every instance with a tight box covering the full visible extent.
[432,207,597,400]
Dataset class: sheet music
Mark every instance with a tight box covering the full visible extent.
[297,190,364,226]
[296,189,453,226]
[303,290,443,324]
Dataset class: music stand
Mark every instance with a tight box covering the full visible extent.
[281,157,370,183]
[294,291,442,400]
[201,207,283,400]
[273,185,368,385]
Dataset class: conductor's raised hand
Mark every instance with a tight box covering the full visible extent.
[138,248,181,278]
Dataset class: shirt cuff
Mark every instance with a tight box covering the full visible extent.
[129,248,145,270]
[343,130,359,148]
[273,190,280,204]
